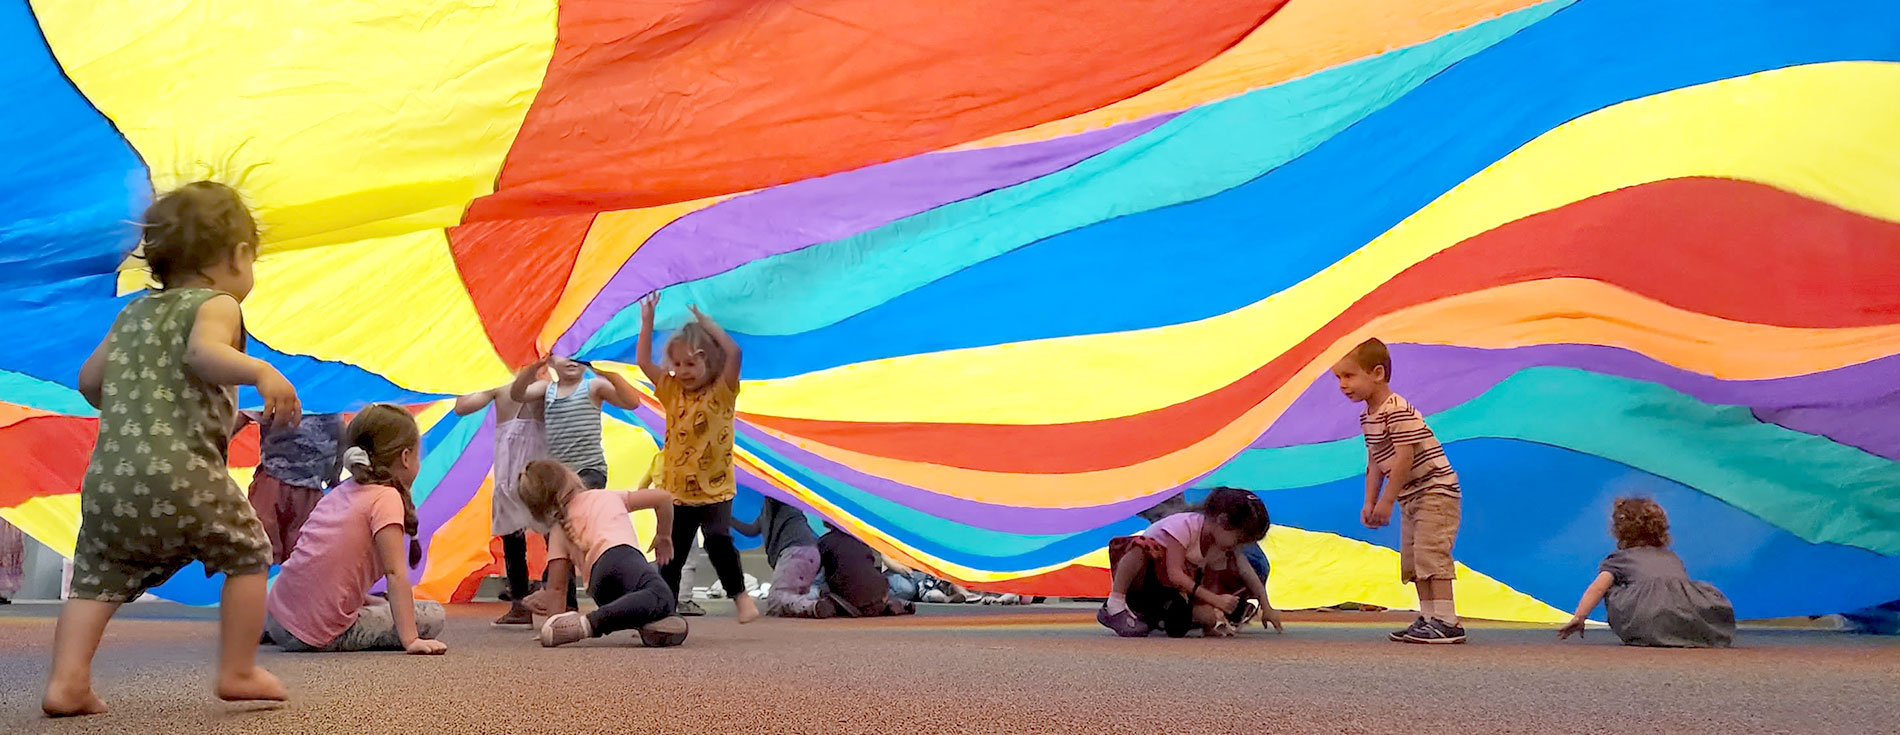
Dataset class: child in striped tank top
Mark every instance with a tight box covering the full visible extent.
[508,354,645,614]
[636,293,761,623]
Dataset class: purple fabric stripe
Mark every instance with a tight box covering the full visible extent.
[738,419,1162,535]
[555,115,1174,353]
[629,400,1161,533]
[413,417,496,575]
[1253,344,1900,458]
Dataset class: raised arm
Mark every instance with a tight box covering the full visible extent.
[592,371,645,411]
[1559,571,1615,639]
[374,525,446,655]
[688,304,743,389]
[634,293,665,386]
[190,294,299,428]
[453,387,499,416]
[508,356,550,403]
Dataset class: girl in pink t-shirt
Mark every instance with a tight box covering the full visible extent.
[517,459,687,648]
[264,405,446,655]
[1099,487,1282,638]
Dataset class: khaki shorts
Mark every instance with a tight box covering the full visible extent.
[1399,493,1460,583]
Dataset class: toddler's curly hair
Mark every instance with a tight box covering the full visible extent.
[1611,496,1670,549]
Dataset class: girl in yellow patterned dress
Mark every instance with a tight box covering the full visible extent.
[635,292,759,623]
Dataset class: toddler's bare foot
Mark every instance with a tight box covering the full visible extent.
[215,666,287,702]
[41,679,107,718]
[735,594,761,624]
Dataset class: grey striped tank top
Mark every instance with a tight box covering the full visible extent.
[544,381,606,474]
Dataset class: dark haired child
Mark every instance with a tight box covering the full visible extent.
[44,181,297,716]
[264,405,445,654]
[1099,487,1282,637]
[1559,497,1735,647]
[1334,338,1466,644]
[816,522,915,618]
[635,293,761,623]
[234,410,344,563]
[732,497,831,617]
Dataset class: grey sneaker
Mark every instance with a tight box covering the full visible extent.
[676,599,707,616]
[1401,618,1468,645]
[1389,616,1428,642]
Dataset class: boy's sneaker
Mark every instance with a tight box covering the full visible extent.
[1097,604,1152,637]
[638,616,689,648]
[1389,616,1428,642]
[1401,618,1468,645]
[676,599,707,616]
[539,611,591,647]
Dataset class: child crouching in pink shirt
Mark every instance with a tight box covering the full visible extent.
[265,405,446,654]
[517,459,687,648]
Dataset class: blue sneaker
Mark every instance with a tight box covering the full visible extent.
[1389,616,1427,642]
[1401,618,1468,644]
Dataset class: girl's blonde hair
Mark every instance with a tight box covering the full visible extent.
[664,322,726,383]
[1611,496,1670,549]
[518,459,583,549]
[344,404,423,565]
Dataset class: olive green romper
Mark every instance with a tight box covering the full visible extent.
[69,288,272,602]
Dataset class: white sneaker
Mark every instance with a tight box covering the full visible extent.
[539,611,591,647]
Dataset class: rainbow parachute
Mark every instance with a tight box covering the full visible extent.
[3,0,1898,618]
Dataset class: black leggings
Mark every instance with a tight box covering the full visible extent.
[502,531,576,610]
[586,545,676,635]
[660,501,746,599]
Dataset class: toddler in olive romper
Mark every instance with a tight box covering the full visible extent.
[68,288,273,602]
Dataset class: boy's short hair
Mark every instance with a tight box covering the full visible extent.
[1348,338,1392,380]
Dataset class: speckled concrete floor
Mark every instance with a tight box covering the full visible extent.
[0,602,1893,735]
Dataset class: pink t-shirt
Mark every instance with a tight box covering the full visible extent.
[546,490,642,586]
[1143,512,1207,568]
[266,481,406,647]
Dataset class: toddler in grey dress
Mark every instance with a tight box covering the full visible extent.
[1559,497,1735,647]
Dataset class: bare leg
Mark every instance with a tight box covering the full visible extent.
[1110,550,1148,596]
[213,573,286,702]
[41,599,118,717]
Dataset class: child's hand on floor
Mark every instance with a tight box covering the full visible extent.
[1558,615,1587,640]
[1261,606,1284,633]
[523,589,562,616]
[405,638,448,655]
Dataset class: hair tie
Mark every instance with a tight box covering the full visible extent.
[342,446,372,469]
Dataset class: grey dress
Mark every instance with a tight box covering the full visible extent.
[1600,546,1735,648]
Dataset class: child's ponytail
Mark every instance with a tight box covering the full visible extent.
[344,404,424,566]
[517,459,583,557]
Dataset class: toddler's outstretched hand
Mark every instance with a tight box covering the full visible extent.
[641,292,660,322]
[1261,606,1284,633]
[1557,615,1587,640]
